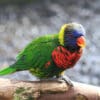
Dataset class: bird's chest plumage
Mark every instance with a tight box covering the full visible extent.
[52,46,82,69]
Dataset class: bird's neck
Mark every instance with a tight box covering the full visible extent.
[52,46,82,69]
[52,34,80,53]
[65,45,81,53]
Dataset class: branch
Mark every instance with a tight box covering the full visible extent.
[0,78,100,100]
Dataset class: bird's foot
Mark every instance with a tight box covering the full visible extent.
[58,75,73,87]
[39,76,73,87]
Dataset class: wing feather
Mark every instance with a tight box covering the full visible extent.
[13,34,59,70]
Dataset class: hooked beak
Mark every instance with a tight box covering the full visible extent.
[76,36,86,48]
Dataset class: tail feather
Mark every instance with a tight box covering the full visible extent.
[0,67,16,75]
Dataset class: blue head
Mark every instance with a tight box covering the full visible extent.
[59,23,86,51]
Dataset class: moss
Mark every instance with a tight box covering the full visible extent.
[15,87,25,94]
[14,87,39,100]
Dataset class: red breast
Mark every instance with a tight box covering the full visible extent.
[52,46,82,69]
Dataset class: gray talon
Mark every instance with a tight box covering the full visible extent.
[58,75,73,87]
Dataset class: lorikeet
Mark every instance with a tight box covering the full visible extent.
[0,23,86,85]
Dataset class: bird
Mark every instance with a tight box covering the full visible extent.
[0,22,86,86]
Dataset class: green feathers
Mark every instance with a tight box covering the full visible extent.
[0,34,62,78]
[0,67,16,75]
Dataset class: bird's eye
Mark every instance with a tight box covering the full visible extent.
[68,34,73,38]
[64,33,73,39]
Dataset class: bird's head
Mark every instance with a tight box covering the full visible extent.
[59,22,86,51]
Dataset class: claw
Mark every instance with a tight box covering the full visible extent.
[39,75,73,87]
[58,75,73,87]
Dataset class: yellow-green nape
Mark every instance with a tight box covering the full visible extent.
[58,24,67,46]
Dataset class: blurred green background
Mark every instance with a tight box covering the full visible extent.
[0,0,100,86]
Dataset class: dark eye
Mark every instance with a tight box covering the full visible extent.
[68,34,73,38]
[64,33,73,39]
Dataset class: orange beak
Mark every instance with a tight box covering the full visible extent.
[76,36,86,48]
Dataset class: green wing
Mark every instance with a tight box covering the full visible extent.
[13,34,59,71]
